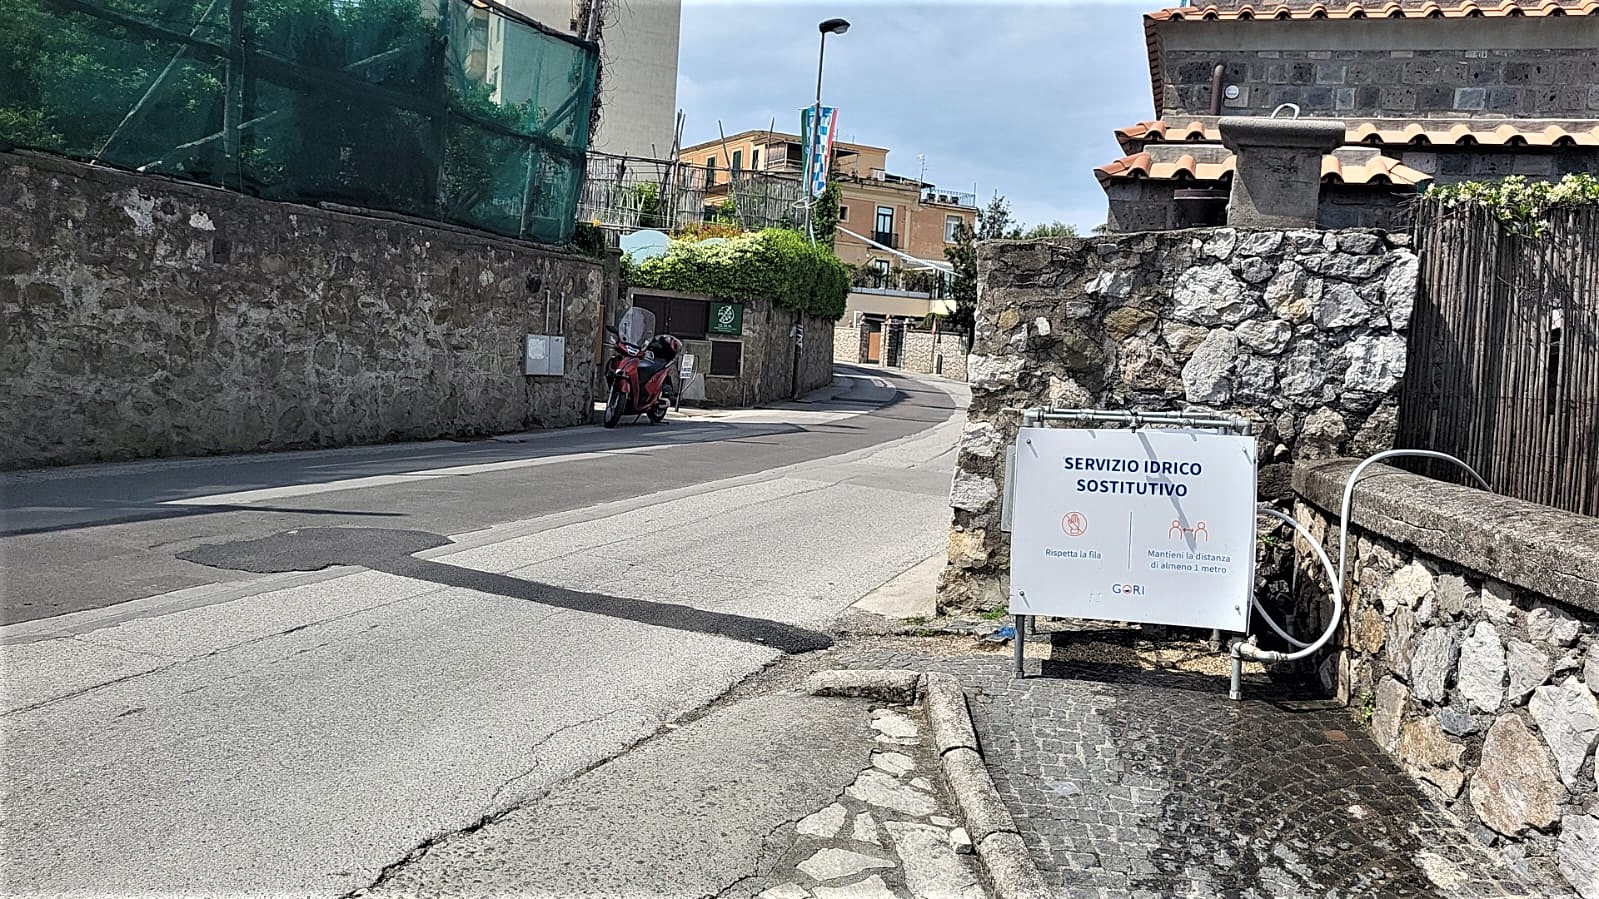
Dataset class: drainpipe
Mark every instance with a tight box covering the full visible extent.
[1209,64,1226,116]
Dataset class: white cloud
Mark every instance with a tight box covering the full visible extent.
[675,0,1157,230]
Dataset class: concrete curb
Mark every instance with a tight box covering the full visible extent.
[805,669,1050,899]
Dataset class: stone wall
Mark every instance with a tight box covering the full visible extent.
[898,329,968,380]
[1292,459,1599,898]
[1162,47,1599,120]
[941,227,1416,611]
[670,299,832,409]
[1,152,604,469]
[834,322,867,365]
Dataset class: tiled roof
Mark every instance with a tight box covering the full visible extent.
[1114,118,1599,152]
[1141,0,1597,116]
[1148,0,1597,22]
[1095,146,1433,186]
[1349,121,1599,146]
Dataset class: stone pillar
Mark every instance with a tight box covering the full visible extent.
[1219,117,1344,228]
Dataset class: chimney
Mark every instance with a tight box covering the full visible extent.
[1218,116,1345,228]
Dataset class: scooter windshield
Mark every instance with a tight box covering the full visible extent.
[618,307,656,348]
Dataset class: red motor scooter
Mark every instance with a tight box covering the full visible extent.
[602,307,682,429]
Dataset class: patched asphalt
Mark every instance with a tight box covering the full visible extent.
[181,526,834,654]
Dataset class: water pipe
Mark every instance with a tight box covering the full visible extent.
[1232,450,1489,672]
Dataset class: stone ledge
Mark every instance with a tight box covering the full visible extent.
[1294,458,1599,614]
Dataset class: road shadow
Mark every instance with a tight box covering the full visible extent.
[178,526,833,655]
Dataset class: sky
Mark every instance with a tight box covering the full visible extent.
[673,0,1159,233]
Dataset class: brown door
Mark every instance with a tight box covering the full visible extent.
[866,330,882,363]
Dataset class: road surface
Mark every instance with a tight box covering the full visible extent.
[0,366,966,897]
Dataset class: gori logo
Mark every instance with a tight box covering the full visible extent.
[1112,583,1145,596]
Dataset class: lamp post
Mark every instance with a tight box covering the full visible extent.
[815,17,849,109]
[794,17,848,400]
[805,17,849,236]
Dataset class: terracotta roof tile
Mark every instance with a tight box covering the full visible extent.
[1095,146,1432,186]
[1119,118,1599,152]
[1148,0,1597,21]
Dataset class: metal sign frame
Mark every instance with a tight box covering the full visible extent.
[1001,407,1255,689]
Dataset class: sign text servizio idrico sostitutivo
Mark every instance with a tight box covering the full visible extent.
[1008,427,1258,632]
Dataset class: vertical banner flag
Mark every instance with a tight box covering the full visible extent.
[800,105,839,199]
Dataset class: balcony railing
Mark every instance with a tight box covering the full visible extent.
[872,231,900,249]
[921,187,977,208]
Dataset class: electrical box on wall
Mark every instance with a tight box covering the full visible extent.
[524,335,566,376]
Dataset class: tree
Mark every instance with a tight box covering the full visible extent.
[944,221,978,340]
[1019,221,1079,239]
[811,181,842,246]
[944,192,1018,341]
[976,193,1015,241]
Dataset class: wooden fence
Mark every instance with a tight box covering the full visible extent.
[1397,200,1599,517]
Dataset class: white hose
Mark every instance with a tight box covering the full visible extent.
[1250,506,1313,649]
[1336,450,1489,598]
[1236,450,1489,664]
[1244,506,1341,661]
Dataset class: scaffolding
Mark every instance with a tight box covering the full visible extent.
[2,0,598,245]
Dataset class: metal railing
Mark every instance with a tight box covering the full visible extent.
[922,187,976,207]
[577,152,803,232]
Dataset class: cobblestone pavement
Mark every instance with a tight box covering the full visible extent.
[737,707,986,899]
[830,626,1571,899]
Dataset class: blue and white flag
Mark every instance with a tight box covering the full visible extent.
[800,106,838,200]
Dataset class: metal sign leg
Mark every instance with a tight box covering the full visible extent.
[1013,614,1026,677]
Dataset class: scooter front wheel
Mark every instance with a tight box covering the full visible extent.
[603,384,626,429]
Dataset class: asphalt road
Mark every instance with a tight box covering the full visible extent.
[1,364,953,623]
[0,365,966,898]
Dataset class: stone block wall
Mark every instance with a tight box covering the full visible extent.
[1,152,603,468]
[1292,459,1599,898]
[941,227,1416,611]
[833,322,867,365]
[1163,47,1599,120]
[901,328,936,373]
[898,330,968,380]
[674,298,832,409]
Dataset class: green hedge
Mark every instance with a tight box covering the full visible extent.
[629,228,850,320]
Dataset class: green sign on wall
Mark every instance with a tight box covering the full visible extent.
[708,301,743,335]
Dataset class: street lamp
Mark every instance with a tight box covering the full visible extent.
[815,18,849,109]
[806,17,849,238]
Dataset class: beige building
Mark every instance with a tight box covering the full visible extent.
[678,130,976,268]
[679,129,977,363]
[504,0,681,158]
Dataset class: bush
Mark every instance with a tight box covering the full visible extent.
[630,228,850,320]
[1425,173,1599,238]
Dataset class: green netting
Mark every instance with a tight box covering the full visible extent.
[0,0,596,245]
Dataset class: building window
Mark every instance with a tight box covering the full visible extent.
[874,206,895,247]
[752,148,761,169]
[838,204,849,222]
[945,215,964,243]
[732,149,742,173]
[706,157,717,186]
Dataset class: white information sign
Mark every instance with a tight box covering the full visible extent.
[1008,426,1257,632]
